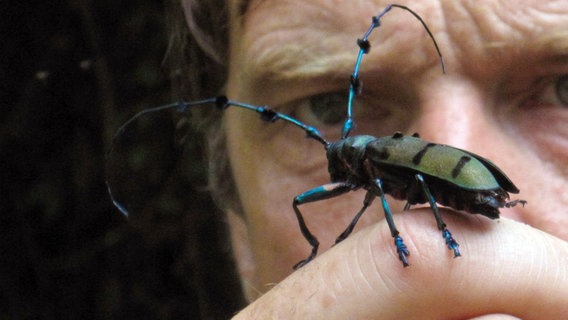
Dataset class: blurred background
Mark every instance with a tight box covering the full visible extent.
[1,0,245,318]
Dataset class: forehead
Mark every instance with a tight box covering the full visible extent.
[229,0,568,80]
[229,0,438,91]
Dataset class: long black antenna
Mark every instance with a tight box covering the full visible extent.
[342,4,446,139]
[106,96,329,216]
[106,4,445,215]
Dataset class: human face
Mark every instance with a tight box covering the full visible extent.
[223,0,568,299]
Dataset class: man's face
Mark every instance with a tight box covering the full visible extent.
[221,0,568,299]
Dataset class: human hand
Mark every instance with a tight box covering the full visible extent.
[232,208,568,319]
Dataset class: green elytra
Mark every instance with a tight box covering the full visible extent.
[364,134,517,192]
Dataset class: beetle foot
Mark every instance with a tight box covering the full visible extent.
[293,259,309,270]
[442,229,461,257]
[394,235,410,267]
[293,247,318,270]
[293,256,313,270]
[505,199,527,208]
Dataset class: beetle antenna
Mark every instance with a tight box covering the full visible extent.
[106,97,218,216]
[342,4,446,139]
[106,96,330,215]
[216,96,330,147]
[107,96,330,161]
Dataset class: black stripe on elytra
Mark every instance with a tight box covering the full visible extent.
[451,155,472,178]
[412,143,436,165]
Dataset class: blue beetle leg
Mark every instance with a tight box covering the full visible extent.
[292,182,353,269]
[442,229,460,257]
[414,174,461,257]
[373,179,410,267]
[335,191,376,245]
[413,174,445,230]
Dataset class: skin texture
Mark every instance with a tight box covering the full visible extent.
[208,0,568,318]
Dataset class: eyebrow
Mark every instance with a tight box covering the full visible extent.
[246,41,357,82]
[530,29,568,56]
[238,1,368,83]
[484,28,568,53]
[479,28,568,76]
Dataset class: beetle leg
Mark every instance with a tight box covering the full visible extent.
[414,174,445,230]
[403,202,412,211]
[414,174,461,257]
[372,178,410,267]
[335,191,376,244]
[292,182,353,269]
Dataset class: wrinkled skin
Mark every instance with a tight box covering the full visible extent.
[197,0,568,318]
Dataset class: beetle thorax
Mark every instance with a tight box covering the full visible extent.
[326,135,376,184]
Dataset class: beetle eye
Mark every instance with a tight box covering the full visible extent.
[307,92,348,126]
[555,75,568,106]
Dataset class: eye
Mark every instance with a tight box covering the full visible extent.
[511,72,568,169]
[526,74,568,108]
[295,92,349,126]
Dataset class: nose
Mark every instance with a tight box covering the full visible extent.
[409,75,495,156]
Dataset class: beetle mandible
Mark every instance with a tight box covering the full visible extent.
[108,4,526,268]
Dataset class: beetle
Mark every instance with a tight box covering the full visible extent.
[107,4,526,268]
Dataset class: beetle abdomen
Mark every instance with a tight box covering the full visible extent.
[364,162,509,218]
[407,175,509,219]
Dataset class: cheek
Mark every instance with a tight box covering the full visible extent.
[225,110,323,286]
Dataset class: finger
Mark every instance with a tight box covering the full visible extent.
[360,210,568,319]
[468,315,521,320]
[232,208,568,319]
